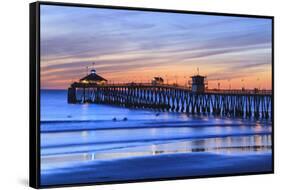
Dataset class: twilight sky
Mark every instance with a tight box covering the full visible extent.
[40,5,272,90]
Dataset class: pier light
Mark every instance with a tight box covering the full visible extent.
[91,69,96,74]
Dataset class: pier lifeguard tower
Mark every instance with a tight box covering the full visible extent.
[190,75,206,93]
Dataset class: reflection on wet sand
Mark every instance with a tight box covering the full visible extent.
[41,135,271,169]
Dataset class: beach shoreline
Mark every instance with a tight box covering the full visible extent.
[41,152,272,186]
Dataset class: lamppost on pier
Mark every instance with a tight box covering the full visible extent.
[86,66,89,75]
[217,78,220,90]
[165,75,169,85]
[241,78,245,90]
[228,79,231,90]
[184,76,188,87]
[174,75,178,85]
[257,77,260,90]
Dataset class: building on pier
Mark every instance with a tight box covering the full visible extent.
[151,77,164,85]
[190,75,207,93]
[79,69,107,85]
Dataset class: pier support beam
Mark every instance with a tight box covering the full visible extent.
[67,87,77,103]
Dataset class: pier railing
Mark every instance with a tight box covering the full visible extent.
[70,82,271,94]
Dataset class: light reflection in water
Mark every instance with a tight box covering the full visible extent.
[41,135,272,170]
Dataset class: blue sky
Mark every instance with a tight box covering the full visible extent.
[40,5,272,89]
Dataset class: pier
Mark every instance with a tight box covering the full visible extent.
[67,68,272,119]
[68,84,272,119]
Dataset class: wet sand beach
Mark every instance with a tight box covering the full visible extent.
[41,152,272,186]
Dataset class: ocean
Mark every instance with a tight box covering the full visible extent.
[40,90,272,186]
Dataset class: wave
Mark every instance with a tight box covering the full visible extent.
[41,124,259,133]
[41,144,272,157]
[41,118,272,124]
[41,132,271,149]
[40,120,271,133]
[41,120,106,124]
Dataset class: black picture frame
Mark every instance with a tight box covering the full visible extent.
[29,1,274,188]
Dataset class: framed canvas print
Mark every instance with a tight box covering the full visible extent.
[29,1,274,188]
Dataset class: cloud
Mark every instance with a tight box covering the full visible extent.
[40,5,272,89]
